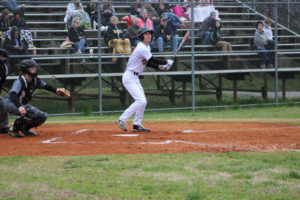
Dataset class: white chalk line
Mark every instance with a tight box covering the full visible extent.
[183,126,300,134]
[72,129,91,134]
[42,137,63,144]
[113,134,139,137]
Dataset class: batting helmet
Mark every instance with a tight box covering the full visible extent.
[138,27,153,41]
[19,59,38,77]
[0,49,8,58]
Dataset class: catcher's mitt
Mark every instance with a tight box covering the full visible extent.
[56,88,71,98]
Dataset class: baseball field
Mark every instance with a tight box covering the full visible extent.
[0,105,300,199]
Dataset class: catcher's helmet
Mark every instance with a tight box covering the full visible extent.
[0,49,8,58]
[19,59,38,77]
[138,27,153,41]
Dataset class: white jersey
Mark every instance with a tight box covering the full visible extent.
[125,42,152,74]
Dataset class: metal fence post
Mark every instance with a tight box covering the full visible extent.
[191,0,195,112]
[274,0,279,105]
[287,0,290,29]
[98,0,103,115]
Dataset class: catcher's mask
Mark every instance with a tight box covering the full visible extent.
[19,59,38,78]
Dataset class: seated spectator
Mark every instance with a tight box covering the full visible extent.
[161,12,182,35]
[3,27,28,74]
[197,11,216,45]
[142,1,159,27]
[105,16,132,61]
[126,16,140,46]
[263,18,275,47]
[9,8,34,47]
[186,0,219,22]
[210,20,232,52]
[85,0,98,29]
[101,0,115,26]
[64,0,83,24]
[67,3,91,29]
[68,17,87,54]
[130,0,142,16]
[254,21,274,69]
[157,3,169,19]
[138,9,154,30]
[0,9,12,33]
[154,17,178,53]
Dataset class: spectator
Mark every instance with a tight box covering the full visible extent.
[154,17,178,53]
[68,17,86,54]
[263,18,275,46]
[67,3,91,29]
[126,16,140,46]
[9,8,34,47]
[197,11,216,45]
[142,1,159,27]
[157,3,169,19]
[254,21,274,69]
[0,0,24,12]
[0,9,12,33]
[138,9,154,30]
[186,0,219,22]
[210,20,232,52]
[161,12,182,35]
[105,16,132,62]
[130,0,142,16]
[85,0,98,28]
[101,0,115,26]
[64,0,83,23]
[3,27,28,74]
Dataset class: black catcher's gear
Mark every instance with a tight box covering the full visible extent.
[19,59,37,78]
[138,27,153,41]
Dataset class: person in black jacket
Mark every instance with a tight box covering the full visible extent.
[197,11,216,45]
[9,8,26,29]
[105,16,131,60]
[154,17,178,52]
[68,17,86,54]
[210,20,232,52]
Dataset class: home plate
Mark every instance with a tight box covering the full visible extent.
[113,134,139,137]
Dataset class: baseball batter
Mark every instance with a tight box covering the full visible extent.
[0,49,9,134]
[4,59,70,138]
[116,27,173,132]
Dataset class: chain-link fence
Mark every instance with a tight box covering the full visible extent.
[1,0,299,115]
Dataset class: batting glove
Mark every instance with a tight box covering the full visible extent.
[167,60,174,66]
[159,64,171,71]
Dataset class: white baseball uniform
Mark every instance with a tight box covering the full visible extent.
[119,42,152,125]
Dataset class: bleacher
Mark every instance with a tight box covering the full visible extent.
[3,0,300,111]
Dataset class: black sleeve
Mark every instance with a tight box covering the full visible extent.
[146,56,167,70]
[68,27,79,43]
[43,84,57,94]
[9,91,22,108]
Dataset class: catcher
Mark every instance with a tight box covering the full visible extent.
[4,59,70,138]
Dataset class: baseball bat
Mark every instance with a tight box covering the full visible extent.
[172,31,190,60]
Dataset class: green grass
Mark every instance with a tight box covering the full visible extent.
[0,152,299,200]
[42,104,300,125]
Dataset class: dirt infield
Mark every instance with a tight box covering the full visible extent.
[0,122,299,156]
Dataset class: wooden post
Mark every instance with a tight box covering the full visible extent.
[182,81,187,106]
[216,75,222,101]
[169,78,175,105]
[233,79,237,104]
[199,76,205,89]
[282,78,286,100]
[262,73,268,100]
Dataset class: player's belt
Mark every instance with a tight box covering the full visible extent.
[133,72,139,76]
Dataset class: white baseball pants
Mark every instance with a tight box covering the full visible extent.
[119,71,147,125]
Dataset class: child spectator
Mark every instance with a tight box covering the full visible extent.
[68,17,87,54]
[9,8,34,47]
[254,21,274,69]
[210,20,232,52]
[154,17,178,53]
[130,0,142,16]
[105,16,132,62]
[139,9,154,30]
[126,16,140,46]
[197,11,216,45]
[142,1,159,27]
[263,18,275,47]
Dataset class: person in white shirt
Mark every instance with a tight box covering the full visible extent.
[263,18,273,41]
[116,27,173,132]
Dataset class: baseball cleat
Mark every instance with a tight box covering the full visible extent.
[22,130,37,136]
[9,127,24,138]
[0,127,9,134]
[116,120,128,131]
[132,125,150,132]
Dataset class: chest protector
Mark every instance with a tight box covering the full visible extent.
[18,75,41,105]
